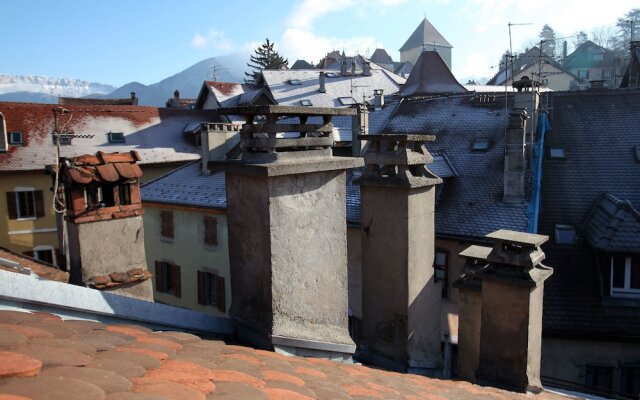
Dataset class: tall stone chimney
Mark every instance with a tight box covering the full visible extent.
[363,61,372,76]
[503,109,527,203]
[210,105,363,361]
[201,122,242,175]
[0,113,7,153]
[319,72,326,93]
[351,104,368,157]
[356,134,443,375]
[458,229,553,393]
[58,151,153,301]
[130,92,138,105]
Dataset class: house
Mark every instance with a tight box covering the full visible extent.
[562,40,620,89]
[400,17,453,70]
[538,88,640,397]
[0,102,217,264]
[487,47,578,91]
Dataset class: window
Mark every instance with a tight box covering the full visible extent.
[611,256,640,298]
[578,70,590,79]
[84,187,102,209]
[203,215,218,247]
[155,261,181,297]
[33,246,55,265]
[548,147,566,159]
[197,271,225,312]
[471,138,490,152]
[434,249,449,298]
[622,366,640,397]
[6,190,44,220]
[289,79,302,85]
[9,131,22,146]
[119,184,131,205]
[324,72,337,78]
[555,224,576,245]
[338,97,356,106]
[585,364,613,392]
[160,211,174,239]
[602,69,613,79]
[300,99,312,106]
[108,132,125,144]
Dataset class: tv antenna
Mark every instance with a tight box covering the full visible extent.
[211,64,229,81]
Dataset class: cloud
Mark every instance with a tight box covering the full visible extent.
[190,29,233,51]
[288,0,355,29]
[280,28,378,64]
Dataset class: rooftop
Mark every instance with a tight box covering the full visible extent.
[0,247,68,283]
[399,17,452,51]
[0,308,571,400]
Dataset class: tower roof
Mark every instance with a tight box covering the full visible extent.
[400,17,452,52]
[401,51,467,97]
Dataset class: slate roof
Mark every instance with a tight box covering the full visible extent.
[290,59,314,70]
[0,102,216,171]
[582,193,640,252]
[0,309,570,400]
[370,48,394,65]
[401,51,468,97]
[539,89,640,340]
[399,17,452,51]
[347,94,530,239]
[141,161,226,210]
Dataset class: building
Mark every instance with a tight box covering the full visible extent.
[400,17,453,70]
[0,102,216,263]
[562,40,620,89]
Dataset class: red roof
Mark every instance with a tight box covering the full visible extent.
[0,247,68,282]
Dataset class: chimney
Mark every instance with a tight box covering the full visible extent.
[0,113,7,153]
[130,91,137,105]
[210,105,363,360]
[503,108,527,203]
[319,72,326,93]
[356,134,443,375]
[562,41,568,60]
[351,58,356,75]
[463,229,553,393]
[373,89,384,110]
[201,122,242,175]
[351,104,368,157]
[589,79,606,89]
[363,61,372,76]
[58,151,153,301]
[341,59,348,75]
[173,90,180,108]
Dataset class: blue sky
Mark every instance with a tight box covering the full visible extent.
[2,0,636,86]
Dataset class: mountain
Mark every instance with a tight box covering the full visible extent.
[0,75,116,103]
[100,53,247,106]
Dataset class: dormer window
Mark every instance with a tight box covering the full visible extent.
[611,256,640,298]
[555,224,576,245]
[339,97,356,106]
[471,138,490,152]
[108,132,125,144]
[300,99,312,106]
[549,147,566,159]
[289,79,302,85]
[9,131,22,146]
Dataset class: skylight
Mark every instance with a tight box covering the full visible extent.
[289,79,302,85]
[471,138,490,152]
[324,72,337,78]
[8,131,22,146]
[108,132,125,144]
[339,97,356,106]
[300,99,312,106]
[555,224,576,246]
[549,147,566,159]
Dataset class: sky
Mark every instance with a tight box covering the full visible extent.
[1,0,637,86]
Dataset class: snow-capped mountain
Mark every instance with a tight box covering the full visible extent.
[0,75,116,101]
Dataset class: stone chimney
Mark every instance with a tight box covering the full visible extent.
[0,113,7,153]
[351,104,368,157]
[363,61,372,76]
[201,123,242,175]
[457,229,553,393]
[373,89,384,110]
[58,151,153,301]
[210,105,363,360]
[356,134,443,375]
[341,59,348,75]
[130,92,138,105]
[319,72,326,93]
[351,58,356,75]
[503,108,527,203]
[173,90,180,107]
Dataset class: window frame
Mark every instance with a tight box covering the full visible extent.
[33,245,56,266]
[471,138,490,152]
[338,97,356,106]
[577,69,590,79]
[203,215,218,247]
[108,132,126,144]
[548,147,566,159]
[554,224,576,246]
[610,255,640,298]
[155,261,181,297]
[288,79,302,85]
[160,210,174,240]
[197,270,226,312]
[300,99,312,106]
[8,131,23,146]
[585,364,613,392]
[6,189,45,221]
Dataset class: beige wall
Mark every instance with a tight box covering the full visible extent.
[511,65,574,91]
[143,204,231,317]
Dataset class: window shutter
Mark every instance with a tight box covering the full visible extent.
[155,261,164,292]
[34,190,45,218]
[210,217,218,246]
[216,275,226,312]
[197,271,206,305]
[6,192,18,220]
[172,264,181,298]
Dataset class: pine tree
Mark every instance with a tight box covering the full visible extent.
[539,24,559,61]
[616,8,640,51]
[245,38,288,84]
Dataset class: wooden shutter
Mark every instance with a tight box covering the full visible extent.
[155,261,165,292]
[204,216,218,246]
[216,275,226,312]
[171,264,181,297]
[6,192,17,220]
[197,271,206,305]
[161,211,174,238]
[34,190,45,218]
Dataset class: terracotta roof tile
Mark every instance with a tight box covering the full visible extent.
[0,248,69,283]
[0,310,576,400]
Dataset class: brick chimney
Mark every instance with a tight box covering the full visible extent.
[503,108,527,203]
[319,72,326,93]
[210,105,363,360]
[458,229,553,393]
[356,134,443,375]
[58,151,153,301]
[0,113,7,153]
[201,123,242,175]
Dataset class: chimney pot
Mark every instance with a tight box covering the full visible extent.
[319,72,326,93]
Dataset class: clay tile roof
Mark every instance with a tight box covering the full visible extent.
[0,310,572,399]
[0,247,68,282]
[64,151,142,184]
